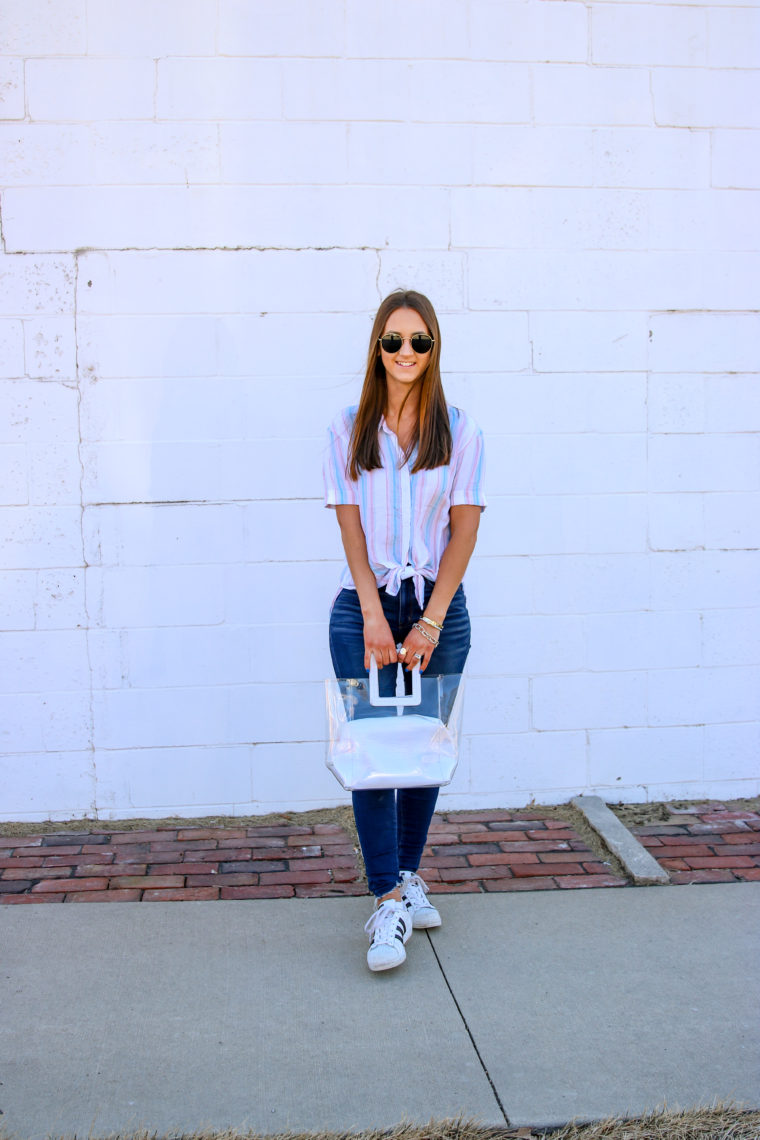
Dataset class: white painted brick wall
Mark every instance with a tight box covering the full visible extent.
[0,60,25,121]
[0,256,74,314]
[648,434,759,493]
[1,0,86,55]
[649,666,760,728]
[588,727,704,789]
[3,186,453,252]
[591,5,707,67]
[648,493,705,552]
[651,371,760,436]
[87,0,217,57]
[78,250,379,316]
[0,321,25,377]
[473,126,594,186]
[469,1,588,63]
[706,377,760,433]
[469,731,588,804]
[708,8,760,70]
[1,508,83,570]
[1,0,758,821]
[533,65,652,125]
[222,0,347,58]
[704,724,760,782]
[157,59,282,120]
[349,124,473,187]
[0,571,36,628]
[27,60,155,121]
[24,317,77,378]
[649,314,760,374]
[223,122,347,184]
[653,69,760,129]
[345,0,468,59]
[712,131,760,189]
[0,123,221,186]
[650,552,760,613]
[532,312,650,372]
[533,670,649,732]
[705,494,760,551]
[593,129,710,189]
[454,187,651,250]
[647,190,760,251]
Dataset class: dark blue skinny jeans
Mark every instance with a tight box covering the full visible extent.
[329,578,471,898]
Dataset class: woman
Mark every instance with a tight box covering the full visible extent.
[323,290,486,972]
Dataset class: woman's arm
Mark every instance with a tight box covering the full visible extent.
[425,505,482,624]
[400,504,482,670]
[335,505,398,669]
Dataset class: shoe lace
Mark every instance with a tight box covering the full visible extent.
[364,900,405,943]
[402,873,430,908]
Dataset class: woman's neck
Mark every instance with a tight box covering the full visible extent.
[384,381,420,429]
[384,391,420,454]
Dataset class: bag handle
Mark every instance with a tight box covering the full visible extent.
[368,653,421,709]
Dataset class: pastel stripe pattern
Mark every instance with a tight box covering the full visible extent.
[323,405,486,606]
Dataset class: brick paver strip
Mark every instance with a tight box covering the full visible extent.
[143,887,220,901]
[1,893,63,903]
[67,889,142,903]
[1,802,758,904]
[629,805,760,884]
[221,885,295,900]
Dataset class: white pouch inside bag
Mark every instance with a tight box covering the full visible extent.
[325,655,465,791]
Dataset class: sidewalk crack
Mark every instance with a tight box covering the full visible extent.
[426,931,511,1126]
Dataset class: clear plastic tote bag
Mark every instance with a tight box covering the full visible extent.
[325,654,465,791]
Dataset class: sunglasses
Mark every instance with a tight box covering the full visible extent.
[378,333,434,355]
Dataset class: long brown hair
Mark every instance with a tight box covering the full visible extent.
[347,290,452,479]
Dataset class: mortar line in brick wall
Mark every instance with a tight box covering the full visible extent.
[72,250,97,811]
[21,245,388,255]
[22,59,29,124]
[84,497,324,508]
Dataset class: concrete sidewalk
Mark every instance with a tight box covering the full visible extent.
[1,883,759,1137]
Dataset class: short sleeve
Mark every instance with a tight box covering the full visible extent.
[323,409,359,508]
[449,411,487,509]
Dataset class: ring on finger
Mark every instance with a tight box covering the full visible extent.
[413,651,423,661]
[398,647,407,658]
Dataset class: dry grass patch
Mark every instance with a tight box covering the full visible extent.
[0,806,359,840]
[6,1105,759,1140]
[543,1101,760,1137]
[609,796,760,830]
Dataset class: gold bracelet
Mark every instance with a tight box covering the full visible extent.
[420,615,444,632]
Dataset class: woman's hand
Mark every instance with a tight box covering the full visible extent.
[398,623,439,673]
[363,612,397,671]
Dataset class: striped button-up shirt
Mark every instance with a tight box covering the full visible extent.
[323,405,486,606]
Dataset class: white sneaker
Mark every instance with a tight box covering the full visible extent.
[364,898,411,972]
[400,871,441,929]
